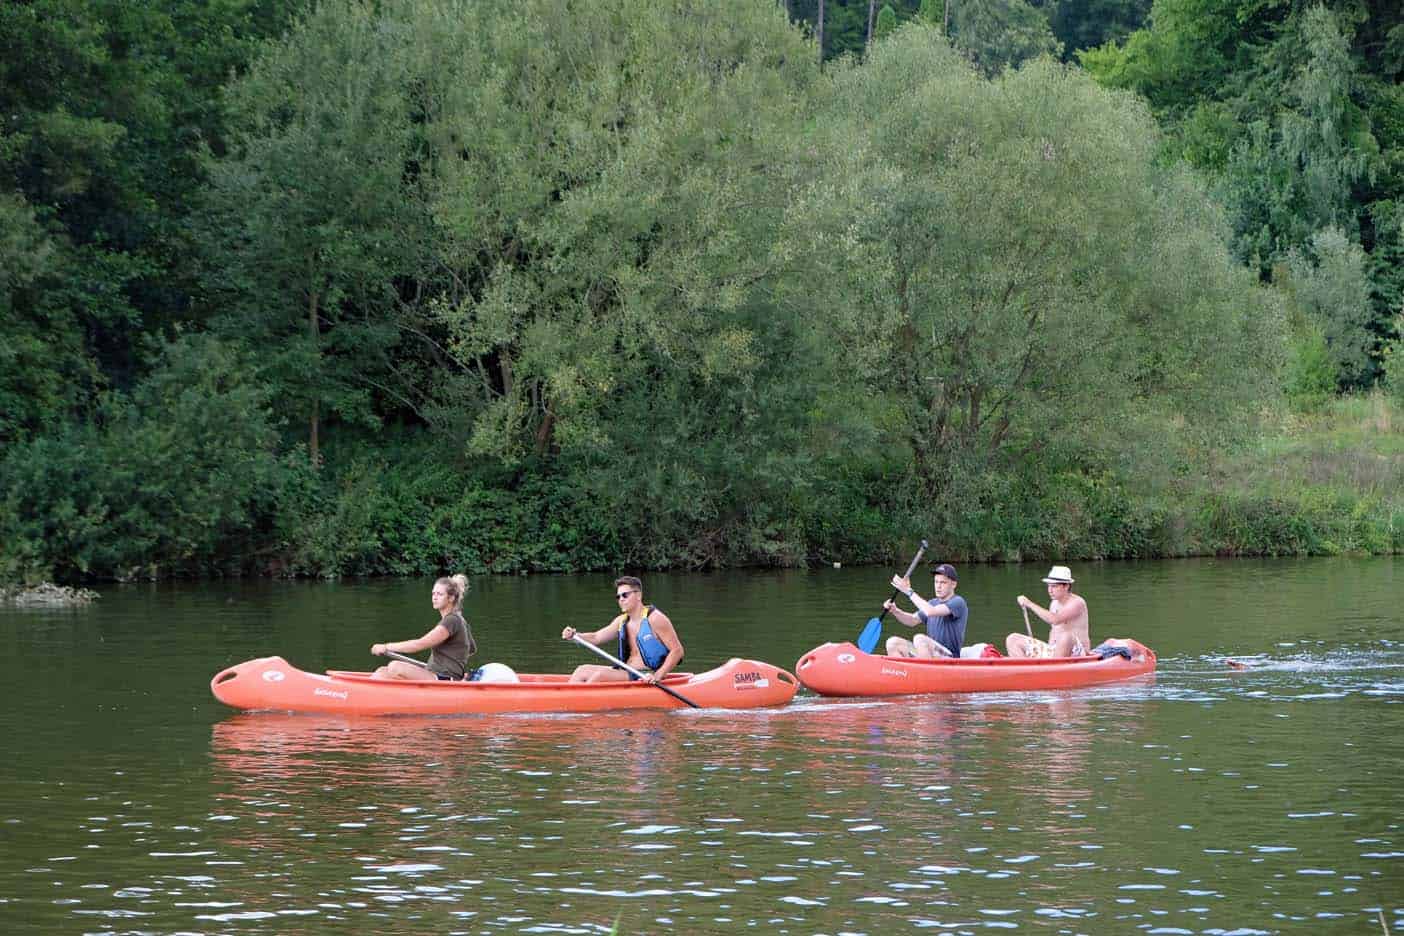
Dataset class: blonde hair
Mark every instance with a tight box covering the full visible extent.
[435,575,469,609]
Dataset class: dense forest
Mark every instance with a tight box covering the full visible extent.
[2,0,1401,583]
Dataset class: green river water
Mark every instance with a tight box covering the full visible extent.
[1,557,1400,934]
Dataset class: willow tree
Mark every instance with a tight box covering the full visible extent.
[416,0,824,565]
[786,25,1284,506]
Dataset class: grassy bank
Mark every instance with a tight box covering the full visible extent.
[1191,393,1403,557]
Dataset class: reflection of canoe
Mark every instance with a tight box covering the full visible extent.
[794,640,1156,697]
[211,656,799,715]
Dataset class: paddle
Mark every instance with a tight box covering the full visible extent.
[1022,606,1033,636]
[856,539,928,654]
[382,649,430,669]
[567,632,699,709]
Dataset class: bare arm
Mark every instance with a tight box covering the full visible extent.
[562,616,624,645]
[642,610,684,683]
[882,598,923,629]
[373,622,450,657]
[1017,595,1084,627]
[891,576,951,620]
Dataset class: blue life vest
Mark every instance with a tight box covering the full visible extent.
[618,605,671,671]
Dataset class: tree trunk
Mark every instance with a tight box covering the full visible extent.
[944,0,950,34]
[867,0,876,47]
[308,290,320,468]
[816,0,825,66]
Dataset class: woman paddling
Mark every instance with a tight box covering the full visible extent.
[371,574,476,680]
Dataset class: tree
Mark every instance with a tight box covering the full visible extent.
[1282,227,1377,386]
[1083,1,1401,388]
[1045,0,1150,60]
[787,26,1283,501]
[197,0,440,464]
[948,0,1061,76]
[876,5,899,42]
[0,0,304,442]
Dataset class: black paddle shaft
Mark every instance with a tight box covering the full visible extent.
[877,540,928,622]
[569,633,699,709]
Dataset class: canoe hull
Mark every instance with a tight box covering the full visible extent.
[795,640,1156,697]
[211,656,798,715]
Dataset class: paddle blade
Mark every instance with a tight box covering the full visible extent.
[857,617,883,654]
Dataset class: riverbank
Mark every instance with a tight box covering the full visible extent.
[0,582,99,606]
[1,395,1398,585]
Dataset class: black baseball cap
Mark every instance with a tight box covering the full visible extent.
[930,563,958,581]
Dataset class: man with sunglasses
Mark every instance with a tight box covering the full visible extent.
[561,576,684,684]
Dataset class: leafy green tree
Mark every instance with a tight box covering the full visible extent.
[948,0,1062,75]
[788,25,1283,503]
[0,334,290,581]
[0,0,305,442]
[1282,227,1377,386]
[1083,1,1401,388]
[1384,313,1404,410]
[197,0,441,464]
[876,5,900,41]
[416,0,827,565]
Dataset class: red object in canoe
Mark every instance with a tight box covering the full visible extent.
[211,655,798,715]
[794,639,1156,697]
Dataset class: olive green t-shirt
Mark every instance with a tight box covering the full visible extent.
[427,611,474,679]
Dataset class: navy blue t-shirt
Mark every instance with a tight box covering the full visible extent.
[917,594,968,657]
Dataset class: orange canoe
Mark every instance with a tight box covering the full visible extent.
[795,639,1156,697]
[211,655,798,715]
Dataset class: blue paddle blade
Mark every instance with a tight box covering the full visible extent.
[857,617,883,654]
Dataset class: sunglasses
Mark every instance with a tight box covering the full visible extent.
[616,590,636,600]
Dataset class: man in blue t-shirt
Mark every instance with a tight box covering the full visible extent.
[883,562,969,658]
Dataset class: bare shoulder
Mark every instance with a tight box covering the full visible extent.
[650,608,679,633]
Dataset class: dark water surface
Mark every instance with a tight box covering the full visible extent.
[2,558,1400,934]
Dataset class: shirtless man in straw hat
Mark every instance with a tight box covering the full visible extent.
[1005,565,1090,658]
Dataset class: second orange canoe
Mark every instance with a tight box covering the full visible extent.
[795,639,1156,697]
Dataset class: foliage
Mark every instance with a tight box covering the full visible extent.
[789,26,1284,505]
[0,0,304,443]
[1280,227,1377,386]
[195,0,443,459]
[0,335,289,581]
[3,0,1400,587]
[948,0,1062,75]
[1044,0,1151,59]
[1082,0,1404,390]
[1384,314,1404,409]
[1284,320,1337,413]
[876,5,899,42]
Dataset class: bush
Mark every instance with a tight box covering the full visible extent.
[0,335,290,580]
[1285,322,1337,413]
[1384,314,1404,411]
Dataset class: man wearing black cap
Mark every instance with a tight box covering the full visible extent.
[882,562,968,658]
